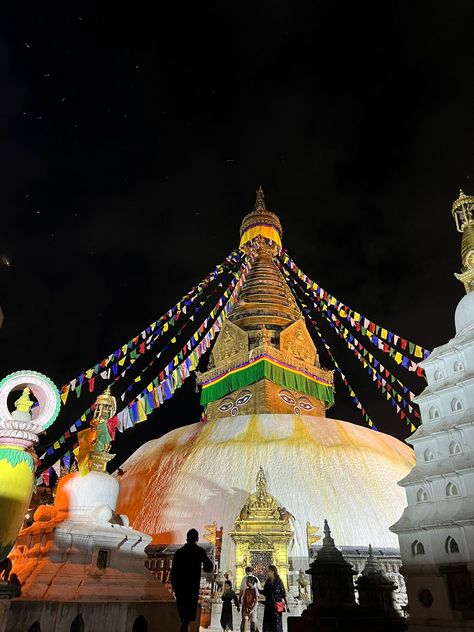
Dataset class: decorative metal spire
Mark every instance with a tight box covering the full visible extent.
[452,189,474,293]
[256,466,267,493]
[254,186,267,213]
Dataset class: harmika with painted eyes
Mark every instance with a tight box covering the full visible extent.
[278,389,314,415]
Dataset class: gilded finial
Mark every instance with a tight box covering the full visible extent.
[15,387,34,414]
[452,189,474,293]
[254,186,267,213]
[256,466,267,492]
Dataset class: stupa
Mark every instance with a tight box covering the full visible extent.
[116,188,416,592]
[391,190,474,629]
[6,387,178,632]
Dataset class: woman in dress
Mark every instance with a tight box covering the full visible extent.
[262,566,289,632]
[221,580,240,631]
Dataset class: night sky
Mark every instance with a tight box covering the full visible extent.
[1,3,474,468]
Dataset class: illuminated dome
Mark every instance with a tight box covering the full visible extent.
[117,413,414,569]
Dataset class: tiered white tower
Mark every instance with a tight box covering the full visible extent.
[391,190,474,630]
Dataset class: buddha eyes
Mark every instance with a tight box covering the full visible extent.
[235,390,252,406]
[218,399,234,412]
[278,390,314,411]
[279,390,296,405]
[218,390,253,414]
[299,398,314,411]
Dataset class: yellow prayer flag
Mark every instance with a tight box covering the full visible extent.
[381,328,388,340]
[53,441,60,450]
[76,429,92,477]
[414,345,423,358]
[60,385,70,406]
[410,424,416,432]
[394,352,403,365]
[136,401,147,423]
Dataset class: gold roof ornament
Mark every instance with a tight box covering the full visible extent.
[15,387,34,415]
[239,186,283,249]
[453,189,474,293]
[254,185,267,213]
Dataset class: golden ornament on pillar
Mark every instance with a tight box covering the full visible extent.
[453,189,474,293]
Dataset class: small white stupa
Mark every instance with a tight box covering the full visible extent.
[7,387,179,632]
[391,190,474,630]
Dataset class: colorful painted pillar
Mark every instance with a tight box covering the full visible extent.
[0,371,60,561]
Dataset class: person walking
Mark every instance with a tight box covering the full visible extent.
[241,576,259,632]
[262,566,289,632]
[239,565,262,603]
[220,580,240,631]
[170,528,214,632]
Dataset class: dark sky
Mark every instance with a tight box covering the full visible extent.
[1,2,473,468]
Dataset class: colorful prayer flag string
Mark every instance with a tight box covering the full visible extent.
[277,250,430,364]
[58,249,244,403]
[281,263,419,427]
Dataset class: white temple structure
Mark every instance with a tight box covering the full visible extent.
[391,190,474,630]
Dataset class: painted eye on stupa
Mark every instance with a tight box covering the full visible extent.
[298,398,314,411]
[278,390,296,406]
[218,399,234,412]
[235,390,253,406]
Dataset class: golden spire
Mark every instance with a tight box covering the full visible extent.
[239,187,283,248]
[452,189,474,293]
[229,245,301,340]
[254,185,267,212]
[15,387,34,415]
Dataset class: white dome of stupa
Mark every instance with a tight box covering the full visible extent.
[117,413,414,569]
[455,290,474,334]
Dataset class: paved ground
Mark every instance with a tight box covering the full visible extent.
[203,601,306,632]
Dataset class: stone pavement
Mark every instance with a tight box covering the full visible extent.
[203,601,306,632]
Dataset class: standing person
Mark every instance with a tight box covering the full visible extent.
[241,576,259,632]
[262,566,289,632]
[239,565,262,603]
[170,528,214,632]
[221,580,240,631]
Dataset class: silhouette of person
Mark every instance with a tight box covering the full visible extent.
[171,528,214,632]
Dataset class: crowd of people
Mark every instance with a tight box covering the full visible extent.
[170,529,289,632]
